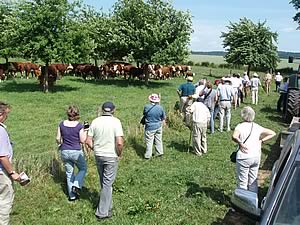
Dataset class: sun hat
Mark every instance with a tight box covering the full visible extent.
[253,73,259,77]
[186,76,193,81]
[148,93,160,103]
[102,101,115,112]
[277,72,281,75]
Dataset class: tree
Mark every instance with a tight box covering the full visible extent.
[221,18,279,75]
[12,0,80,92]
[290,0,300,29]
[110,0,193,84]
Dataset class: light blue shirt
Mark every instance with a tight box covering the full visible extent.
[217,84,235,101]
[143,103,166,131]
[0,123,13,173]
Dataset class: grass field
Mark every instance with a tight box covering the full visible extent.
[0,66,287,225]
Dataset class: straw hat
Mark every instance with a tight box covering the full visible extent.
[148,93,160,103]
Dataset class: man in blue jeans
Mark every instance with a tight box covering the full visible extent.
[86,101,124,220]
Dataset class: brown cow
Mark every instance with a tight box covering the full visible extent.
[11,62,27,78]
[24,63,40,79]
[50,63,71,79]
[157,65,176,80]
[39,65,58,87]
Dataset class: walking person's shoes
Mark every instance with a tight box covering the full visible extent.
[68,196,77,202]
[71,186,81,197]
[96,211,113,220]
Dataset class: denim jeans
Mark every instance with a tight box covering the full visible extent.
[61,150,87,199]
[144,126,163,159]
[209,108,215,134]
[95,156,118,218]
[0,173,14,225]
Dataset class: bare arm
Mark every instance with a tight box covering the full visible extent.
[232,129,248,153]
[85,135,93,149]
[56,126,62,145]
[260,128,276,143]
[0,156,20,181]
[79,128,87,144]
[116,136,124,157]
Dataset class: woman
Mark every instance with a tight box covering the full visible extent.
[250,73,261,105]
[56,105,87,201]
[143,94,166,160]
[232,106,275,193]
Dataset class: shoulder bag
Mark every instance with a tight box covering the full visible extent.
[140,105,156,125]
[230,123,253,163]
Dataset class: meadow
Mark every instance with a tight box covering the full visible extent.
[0,66,287,225]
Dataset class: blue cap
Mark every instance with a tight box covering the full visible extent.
[102,101,115,112]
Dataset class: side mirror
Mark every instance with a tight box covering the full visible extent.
[231,188,261,220]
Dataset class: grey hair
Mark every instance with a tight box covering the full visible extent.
[241,106,255,122]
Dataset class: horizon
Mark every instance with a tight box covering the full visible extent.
[83,0,300,52]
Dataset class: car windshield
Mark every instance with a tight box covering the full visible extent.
[272,166,300,225]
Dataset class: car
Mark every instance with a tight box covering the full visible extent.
[231,130,300,225]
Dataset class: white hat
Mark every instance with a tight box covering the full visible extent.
[277,72,281,75]
[253,73,259,77]
[186,76,193,81]
[148,93,160,103]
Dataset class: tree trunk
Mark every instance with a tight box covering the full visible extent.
[247,65,251,76]
[94,58,98,67]
[44,61,49,93]
[5,57,8,64]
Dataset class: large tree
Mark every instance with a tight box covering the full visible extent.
[221,18,279,75]
[290,0,300,29]
[12,0,81,92]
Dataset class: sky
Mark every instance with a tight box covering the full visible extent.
[83,0,300,52]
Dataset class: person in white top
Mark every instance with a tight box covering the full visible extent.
[189,98,211,156]
[264,72,272,96]
[86,101,124,220]
[232,106,275,193]
[250,73,261,105]
[231,74,243,109]
[274,72,283,92]
[242,72,251,99]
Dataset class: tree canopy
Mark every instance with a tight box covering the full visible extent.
[290,0,300,29]
[221,18,279,74]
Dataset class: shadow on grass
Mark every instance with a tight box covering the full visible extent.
[127,136,145,159]
[50,157,98,208]
[185,182,231,207]
[211,209,256,225]
[0,80,79,93]
[70,77,173,88]
[261,135,281,171]
[168,140,192,153]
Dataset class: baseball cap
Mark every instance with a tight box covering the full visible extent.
[102,101,115,112]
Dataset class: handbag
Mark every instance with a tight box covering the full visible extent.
[230,123,253,163]
[140,105,156,125]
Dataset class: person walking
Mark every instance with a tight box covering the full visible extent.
[232,106,275,193]
[86,101,124,220]
[242,72,251,99]
[264,72,272,95]
[275,72,283,92]
[143,94,166,160]
[277,77,289,113]
[250,73,261,105]
[56,105,87,201]
[177,76,195,127]
[0,102,21,225]
[203,81,217,134]
[216,78,235,132]
[189,98,211,156]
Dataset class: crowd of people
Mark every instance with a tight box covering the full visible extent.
[0,70,281,223]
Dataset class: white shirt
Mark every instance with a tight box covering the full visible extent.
[250,77,261,90]
[275,74,283,82]
[190,102,210,124]
[195,85,205,99]
[235,122,264,159]
[88,115,123,157]
[217,83,235,101]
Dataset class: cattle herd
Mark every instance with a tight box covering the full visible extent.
[0,61,192,85]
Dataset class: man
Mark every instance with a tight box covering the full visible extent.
[242,72,251,99]
[264,72,272,95]
[177,76,195,127]
[0,102,20,225]
[189,98,211,156]
[250,73,261,105]
[203,82,217,134]
[275,72,283,92]
[86,101,124,220]
[216,78,235,132]
[231,74,243,109]
[277,77,288,113]
[143,94,166,159]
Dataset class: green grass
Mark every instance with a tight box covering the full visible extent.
[0,67,287,225]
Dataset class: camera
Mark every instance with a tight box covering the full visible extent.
[84,121,90,129]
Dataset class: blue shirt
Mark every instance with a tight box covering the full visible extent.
[0,123,13,173]
[143,103,166,131]
[177,82,195,97]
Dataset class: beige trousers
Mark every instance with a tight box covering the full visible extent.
[0,173,14,225]
[192,122,207,155]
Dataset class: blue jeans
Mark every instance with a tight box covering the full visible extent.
[95,156,118,218]
[61,150,87,199]
[209,108,215,134]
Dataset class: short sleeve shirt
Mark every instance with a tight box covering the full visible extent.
[178,82,195,97]
[144,104,166,131]
[217,84,234,101]
[235,122,264,159]
[0,123,13,173]
[88,115,123,158]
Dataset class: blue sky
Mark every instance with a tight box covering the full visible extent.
[83,0,300,52]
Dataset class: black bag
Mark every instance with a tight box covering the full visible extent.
[230,123,253,163]
[140,116,146,125]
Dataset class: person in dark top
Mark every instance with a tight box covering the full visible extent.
[56,105,87,201]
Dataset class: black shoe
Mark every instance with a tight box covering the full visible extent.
[72,186,81,197]
[68,196,77,202]
[96,215,112,220]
